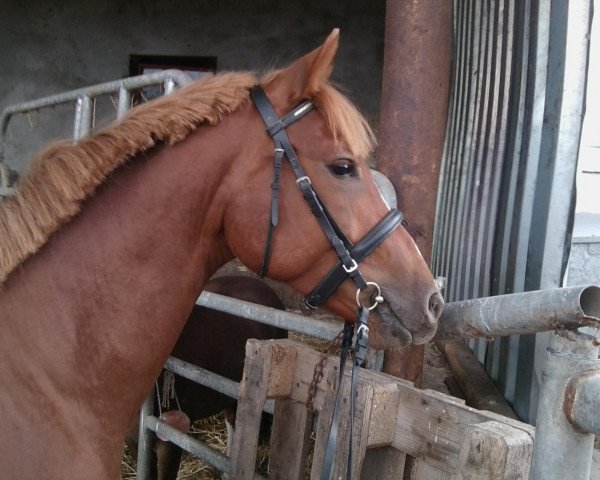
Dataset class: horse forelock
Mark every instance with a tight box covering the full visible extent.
[0,69,374,286]
[260,70,376,161]
[311,83,376,160]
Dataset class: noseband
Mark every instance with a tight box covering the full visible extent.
[250,86,403,479]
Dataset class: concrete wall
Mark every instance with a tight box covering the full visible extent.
[0,0,385,173]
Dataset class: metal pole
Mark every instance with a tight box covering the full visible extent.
[435,285,600,340]
[530,330,599,480]
[117,87,131,119]
[377,0,452,386]
[196,291,341,341]
[73,95,93,139]
[164,356,275,415]
[566,371,600,437]
[136,393,155,480]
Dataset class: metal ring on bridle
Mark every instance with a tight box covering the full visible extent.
[355,281,384,310]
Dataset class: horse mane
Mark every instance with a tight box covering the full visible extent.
[0,70,375,285]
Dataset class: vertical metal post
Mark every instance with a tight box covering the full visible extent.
[164,79,176,95]
[530,330,599,480]
[73,95,93,139]
[136,393,155,480]
[377,0,452,386]
[117,87,131,119]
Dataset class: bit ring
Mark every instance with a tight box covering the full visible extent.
[356,282,384,311]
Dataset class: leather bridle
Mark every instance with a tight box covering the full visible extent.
[250,86,403,480]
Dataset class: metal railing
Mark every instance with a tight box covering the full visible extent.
[0,70,193,196]
[136,293,342,479]
[436,284,600,480]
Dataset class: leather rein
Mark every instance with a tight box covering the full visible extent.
[250,87,403,479]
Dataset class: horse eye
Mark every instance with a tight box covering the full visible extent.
[328,161,357,178]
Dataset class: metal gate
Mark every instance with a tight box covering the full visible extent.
[0,69,193,196]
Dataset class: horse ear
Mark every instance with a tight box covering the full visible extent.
[270,29,340,106]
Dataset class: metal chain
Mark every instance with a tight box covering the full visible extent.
[306,330,344,413]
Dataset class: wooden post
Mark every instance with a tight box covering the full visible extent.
[268,399,312,479]
[229,341,273,479]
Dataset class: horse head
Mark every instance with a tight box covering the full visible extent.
[224,29,443,349]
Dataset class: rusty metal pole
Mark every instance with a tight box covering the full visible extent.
[378,0,452,386]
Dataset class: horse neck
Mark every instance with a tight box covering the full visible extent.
[0,112,246,475]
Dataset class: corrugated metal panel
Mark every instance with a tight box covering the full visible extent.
[432,0,592,423]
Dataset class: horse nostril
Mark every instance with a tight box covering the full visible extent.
[428,292,444,320]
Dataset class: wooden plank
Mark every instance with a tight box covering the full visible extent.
[391,386,534,473]
[266,341,297,398]
[438,340,519,419]
[456,421,533,479]
[361,447,406,480]
[411,459,454,480]
[366,383,401,447]
[268,399,312,479]
[229,340,273,480]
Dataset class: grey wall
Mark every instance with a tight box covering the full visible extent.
[0,0,385,172]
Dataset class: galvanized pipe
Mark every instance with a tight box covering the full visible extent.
[136,394,155,480]
[145,415,267,480]
[117,87,131,119]
[565,370,600,437]
[164,356,275,415]
[73,95,93,139]
[435,285,600,339]
[197,291,341,341]
[0,70,193,161]
[0,162,12,189]
[530,330,599,480]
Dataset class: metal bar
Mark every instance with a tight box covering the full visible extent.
[164,79,176,95]
[1,70,192,119]
[196,291,341,341]
[530,330,599,480]
[376,0,452,387]
[566,370,600,437]
[164,356,275,415]
[145,416,267,480]
[0,70,193,161]
[0,162,11,188]
[145,415,234,478]
[136,393,155,480]
[435,285,600,340]
[73,95,93,139]
[117,87,131,119]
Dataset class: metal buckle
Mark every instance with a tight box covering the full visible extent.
[343,259,359,273]
[357,323,369,337]
[356,282,384,311]
[296,175,311,186]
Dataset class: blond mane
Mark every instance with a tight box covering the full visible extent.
[0,70,375,285]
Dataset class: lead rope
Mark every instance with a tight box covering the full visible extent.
[320,306,370,480]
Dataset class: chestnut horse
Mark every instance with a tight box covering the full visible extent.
[125,275,287,479]
[0,30,443,479]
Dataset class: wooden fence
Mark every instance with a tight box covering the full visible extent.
[229,339,535,479]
